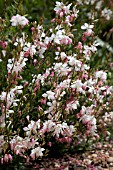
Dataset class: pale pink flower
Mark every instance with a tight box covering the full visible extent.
[54,1,72,15]
[10,14,29,26]
[30,147,45,159]
[95,71,107,81]
[101,8,113,20]
[81,23,94,34]
[23,119,40,136]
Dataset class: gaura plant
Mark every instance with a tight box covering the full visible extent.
[0,1,113,164]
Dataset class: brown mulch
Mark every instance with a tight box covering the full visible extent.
[24,139,113,170]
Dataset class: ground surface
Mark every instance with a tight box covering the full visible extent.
[23,139,113,170]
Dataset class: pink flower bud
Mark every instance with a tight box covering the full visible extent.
[34,87,37,92]
[26,156,30,163]
[103,92,107,97]
[60,12,64,17]
[84,31,91,37]
[24,81,29,87]
[30,153,35,160]
[82,36,87,42]
[4,154,8,163]
[76,113,80,119]
[26,115,30,121]
[68,38,72,44]
[18,76,22,80]
[1,158,4,164]
[40,98,46,104]
[110,62,113,67]
[1,105,5,113]
[98,81,102,86]
[8,154,12,162]
[82,85,86,90]
[18,111,21,116]
[51,18,55,23]
[48,142,52,147]
[24,51,29,57]
[23,96,27,101]
[16,150,19,155]
[37,106,42,111]
[82,74,88,79]
[10,143,14,150]
[31,27,35,31]
[34,59,37,65]
[57,47,61,51]
[0,41,8,49]
[51,71,54,77]
[54,83,57,87]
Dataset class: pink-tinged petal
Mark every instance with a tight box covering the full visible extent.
[1,158,4,164]
[16,150,19,155]
[8,154,12,162]
[30,153,35,160]
[23,127,28,131]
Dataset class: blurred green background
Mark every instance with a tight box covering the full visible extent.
[0,0,55,22]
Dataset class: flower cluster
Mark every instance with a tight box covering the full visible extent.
[0,1,113,165]
[10,14,29,26]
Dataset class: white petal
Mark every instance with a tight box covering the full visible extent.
[84,23,88,28]
[81,25,86,29]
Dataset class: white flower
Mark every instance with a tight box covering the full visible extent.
[7,54,28,74]
[83,0,97,5]
[54,62,71,76]
[14,85,23,94]
[66,100,79,111]
[54,1,64,12]
[81,64,90,71]
[0,86,23,108]
[2,50,6,57]
[10,14,29,26]
[41,120,55,133]
[53,122,75,137]
[73,5,79,17]
[14,33,26,47]
[0,92,6,100]
[58,79,71,88]
[95,71,107,81]
[54,123,63,137]
[42,91,55,100]
[80,106,97,135]
[81,23,94,34]
[23,119,40,136]
[69,125,75,134]
[60,52,67,60]
[52,29,72,45]
[23,43,36,57]
[68,56,82,71]
[30,147,45,159]
[54,1,72,14]
[95,0,103,10]
[101,8,113,20]
[90,45,97,53]
[81,23,94,30]
[71,80,85,94]
[60,91,66,97]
